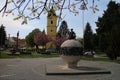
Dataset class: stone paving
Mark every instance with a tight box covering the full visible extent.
[0,58,120,80]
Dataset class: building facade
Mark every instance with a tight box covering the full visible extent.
[46,8,58,48]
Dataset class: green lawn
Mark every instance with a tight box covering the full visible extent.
[0,50,59,59]
[81,56,110,62]
[82,56,120,64]
[0,50,120,64]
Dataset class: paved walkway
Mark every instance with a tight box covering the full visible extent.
[0,58,120,80]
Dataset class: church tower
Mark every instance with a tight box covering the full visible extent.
[46,8,58,48]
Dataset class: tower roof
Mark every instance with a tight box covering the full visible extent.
[48,8,57,17]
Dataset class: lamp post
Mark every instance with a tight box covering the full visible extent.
[82,9,84,51]
[80,3,86,52]
[16,31,19,50]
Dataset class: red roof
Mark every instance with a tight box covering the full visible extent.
[12,37,25,47]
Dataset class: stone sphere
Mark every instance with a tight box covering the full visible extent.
[60,39,83,56]
[61,39,82,47]
[60,39,83,68]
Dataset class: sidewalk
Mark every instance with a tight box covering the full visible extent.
[0,58,120,80]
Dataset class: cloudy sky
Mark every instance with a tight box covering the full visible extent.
[0,0,119,39]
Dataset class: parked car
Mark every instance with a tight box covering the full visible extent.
[0,47,4,51]
[83,51,95,57]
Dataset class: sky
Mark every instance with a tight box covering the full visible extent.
[0,0,119,39]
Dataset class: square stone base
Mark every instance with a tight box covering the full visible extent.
[46,65,111,75]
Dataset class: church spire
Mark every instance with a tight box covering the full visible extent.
[48,7,57,17]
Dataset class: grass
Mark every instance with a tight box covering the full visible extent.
[81,56,120,64]
[81,56,110,61]
[40,53,60,58]
[0,50,59,59]
[0,50,120,64]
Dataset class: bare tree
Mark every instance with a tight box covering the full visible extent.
[0,0,99,24]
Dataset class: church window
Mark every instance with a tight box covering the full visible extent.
[51,20,53,24]
[51,30,53,32]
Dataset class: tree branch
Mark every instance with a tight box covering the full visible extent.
[0,0,99,24]
[22,0,31,14]
[58,0,66,24]
[0,0,8,16]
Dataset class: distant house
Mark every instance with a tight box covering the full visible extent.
[7,37,16,48]
[18,39,25,48]
[7,37,25,48]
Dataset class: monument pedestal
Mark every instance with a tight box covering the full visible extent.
[46,40,111,75]
[61,55,81,68]
[46,64,111,75]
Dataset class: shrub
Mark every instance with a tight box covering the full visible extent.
[106,46,117,60]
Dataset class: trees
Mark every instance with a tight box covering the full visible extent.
[0,0,98,24]
[58,20,69,38]
[53,36,67,51]
[84,22,93,51]
[25,28,52,49]
[56,20,69,50]
[96,1,120,60]
[34,32,52,49]
[92,33,99,50]
[25,28,40,47]
[0,24,6,48]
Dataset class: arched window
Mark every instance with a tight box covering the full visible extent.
[51,20,53,24]
[51,29,53,32]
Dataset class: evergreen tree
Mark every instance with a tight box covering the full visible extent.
[92,33,99,50]
[96,1,120,60]
[58,20,69,38]
[84,22,93,51]
[0,24,6,48]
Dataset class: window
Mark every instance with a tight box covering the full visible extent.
[51,30,53,32]
[51,21,53,24]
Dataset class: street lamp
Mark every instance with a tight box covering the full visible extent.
[80,3,86,52]
[16,31,19,49]
[82,9,84,50]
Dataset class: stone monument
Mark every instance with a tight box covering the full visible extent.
[46,29,111,75]
[60,29,83,68]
